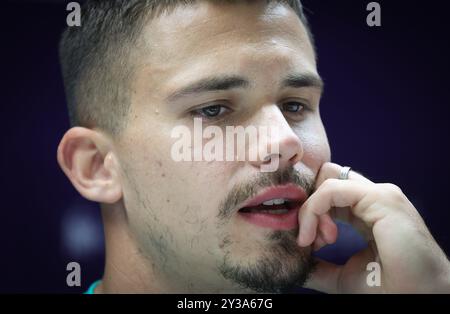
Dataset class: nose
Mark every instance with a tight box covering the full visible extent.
[249,105,303,172]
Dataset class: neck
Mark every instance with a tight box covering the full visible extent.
[97,203,168,293]
[96,203,250,294]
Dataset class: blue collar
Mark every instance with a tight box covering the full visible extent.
[84,280,101,294]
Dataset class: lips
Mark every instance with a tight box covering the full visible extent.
[237,184,307,230]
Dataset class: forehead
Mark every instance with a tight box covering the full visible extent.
[136,1,316,97]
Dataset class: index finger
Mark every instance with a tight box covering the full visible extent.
[315,162,374,189]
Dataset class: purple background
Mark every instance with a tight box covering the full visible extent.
[0,0,449,293]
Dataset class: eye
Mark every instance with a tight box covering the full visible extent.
[282,101,305,113]
[192,104,230,119]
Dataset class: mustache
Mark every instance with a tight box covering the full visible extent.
[217,167,315,221]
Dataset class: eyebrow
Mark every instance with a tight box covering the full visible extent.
[165,72,323,102]
[282,73,324,91]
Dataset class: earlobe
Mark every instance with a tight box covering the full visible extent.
[57,127,123,204]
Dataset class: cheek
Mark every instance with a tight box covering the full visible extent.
[298,125,331,173]
[116,141,229,257]
[165,161,233,212]
[119,131,233,216]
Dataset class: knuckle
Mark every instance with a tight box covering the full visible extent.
[379,183,404,199]
[322,178,339,190]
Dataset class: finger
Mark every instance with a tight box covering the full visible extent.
[303,258,342,294]
[329,206,374,242]
[298,213,338,247]
[319,214,338,244]
[299,179,372,246]
[305,246,381,294]
[315,162,374,189]
[298,208,319,247]
[312,234,327,251]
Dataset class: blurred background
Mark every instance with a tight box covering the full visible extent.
[0,0,449,293]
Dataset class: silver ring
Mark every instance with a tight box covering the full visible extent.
[339,166,351,180]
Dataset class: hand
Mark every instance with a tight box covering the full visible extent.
[298,162,450,293]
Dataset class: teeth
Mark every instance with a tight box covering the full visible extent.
[262,198,286,206]
[273,198,285,205]
[250,208,289,214]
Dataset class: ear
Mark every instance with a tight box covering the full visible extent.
[57,127,122,204]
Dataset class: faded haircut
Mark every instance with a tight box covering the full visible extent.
[59,0,314,135]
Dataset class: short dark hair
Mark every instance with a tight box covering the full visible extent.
[59,0,314,135]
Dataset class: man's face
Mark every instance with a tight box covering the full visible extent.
[113,1,330,292]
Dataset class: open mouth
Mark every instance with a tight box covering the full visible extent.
[239,198,301,214]
[237,184,307,230]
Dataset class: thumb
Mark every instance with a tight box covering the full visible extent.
[304,242,381,294]
[303,258,342,294]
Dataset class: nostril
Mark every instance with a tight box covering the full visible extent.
[263,153,281,164]
[289,153,300,162]
[288,153,302,165]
